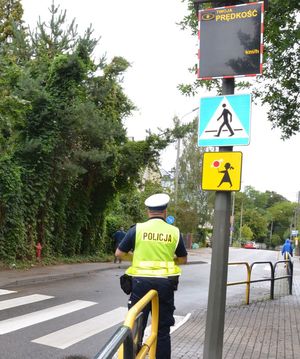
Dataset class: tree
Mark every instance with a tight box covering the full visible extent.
[240,207,269,242]
[179,0,299,139]
[0,0,28,153]
[0,1,30,261]
[0,2,172,261]
[241,224,253,242]
[232,186,296,245]
[169,118,214,242]
[255,0,300,138]
[0,0,23,42]
[267,200,296,240]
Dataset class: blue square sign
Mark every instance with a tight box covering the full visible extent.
[198,94,251,147]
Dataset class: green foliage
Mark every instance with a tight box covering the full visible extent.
[242,208,269,241]
[265,233,281,249]
[232,186,297,245]
[0,158,26,260]
[0,252,111,270]
[267,200,296,239]
[169,118,214,236]
[255,0,300,138]
[0,2,172,261]
[241,224,253,242]
[0,0,23,42]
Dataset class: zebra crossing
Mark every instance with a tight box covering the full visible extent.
[0,288,190,352]
[32,306,128,349]
[0,294,54,311]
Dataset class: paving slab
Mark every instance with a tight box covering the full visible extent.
[1,248,299,359]
[172,257,300,359]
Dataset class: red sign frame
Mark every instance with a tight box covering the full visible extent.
[198,2,264,80]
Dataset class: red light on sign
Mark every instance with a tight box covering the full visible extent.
[211,159,223,168]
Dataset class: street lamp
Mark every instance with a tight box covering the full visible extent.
[174,107,199,210]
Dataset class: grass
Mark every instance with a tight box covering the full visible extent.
[0,253,113,270]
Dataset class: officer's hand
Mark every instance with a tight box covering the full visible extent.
[175,256,187,265]
[122,252,133,262]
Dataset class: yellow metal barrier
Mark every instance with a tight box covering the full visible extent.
[227,259,293,304]
[227,262,251,305]
[118,289,159,359]
[284,252,292,277]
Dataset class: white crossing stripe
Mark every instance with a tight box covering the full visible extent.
[170,313,191,334]
[0,294,53,311]
[0,300,96,335]
[143,313,191,339]
[0,289,17,296]
[32,306,128,349]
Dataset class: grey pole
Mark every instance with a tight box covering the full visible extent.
[174,107,198,213]
[229,191,235,246]
[174,136,181,209]
[203,77,234,359]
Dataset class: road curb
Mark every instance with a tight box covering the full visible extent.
[1,265,125,288]
[1,261,207,288]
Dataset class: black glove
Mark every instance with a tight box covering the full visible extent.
[120,274,132,295]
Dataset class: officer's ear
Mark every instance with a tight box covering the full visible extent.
[163,209,167,219]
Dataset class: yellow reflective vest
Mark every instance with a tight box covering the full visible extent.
[126,219,181,277]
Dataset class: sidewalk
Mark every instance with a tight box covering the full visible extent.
[0,251,205,288]
[172,254,300,359]
[0,261,122,288]
[1,249,299,358]
[0,249,207,288]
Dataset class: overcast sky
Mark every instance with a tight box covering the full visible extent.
[21,0,300,202]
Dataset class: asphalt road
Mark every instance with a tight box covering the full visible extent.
[0,248,283,358]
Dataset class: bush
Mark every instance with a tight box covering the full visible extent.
[265,234,281,249]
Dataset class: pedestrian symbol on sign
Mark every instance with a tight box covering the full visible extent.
[202,152,243,192]
[198,94,251,147]
[215,104,235,137]
[217,162,234,188]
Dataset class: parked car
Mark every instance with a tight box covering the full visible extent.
[243,241,259,249]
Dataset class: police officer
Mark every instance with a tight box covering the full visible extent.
[115,193,187,359]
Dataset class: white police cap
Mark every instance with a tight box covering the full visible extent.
[145,193,170,210]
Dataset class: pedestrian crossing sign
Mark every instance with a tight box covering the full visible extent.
[198,94,251,147]
[202,151,243,191]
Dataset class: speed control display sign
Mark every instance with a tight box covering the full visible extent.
[198,2,264,79]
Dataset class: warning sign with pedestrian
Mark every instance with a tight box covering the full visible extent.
[201,151,243,191]
[198,94,251,147]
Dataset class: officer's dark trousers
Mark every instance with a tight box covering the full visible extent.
[128,277,175,359]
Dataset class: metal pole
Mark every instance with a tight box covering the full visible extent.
[229,191,235,246]
[269,220,273,240]
[239,200,244,243]
[203,77,234,359]
[174,107,198,213]
[174,137,181,210]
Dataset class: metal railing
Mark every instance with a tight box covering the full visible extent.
[94,289,159,359]
[227,261,251,304]
[227,256,293,304]
[94,326,134,359]
[120,289,159,359]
